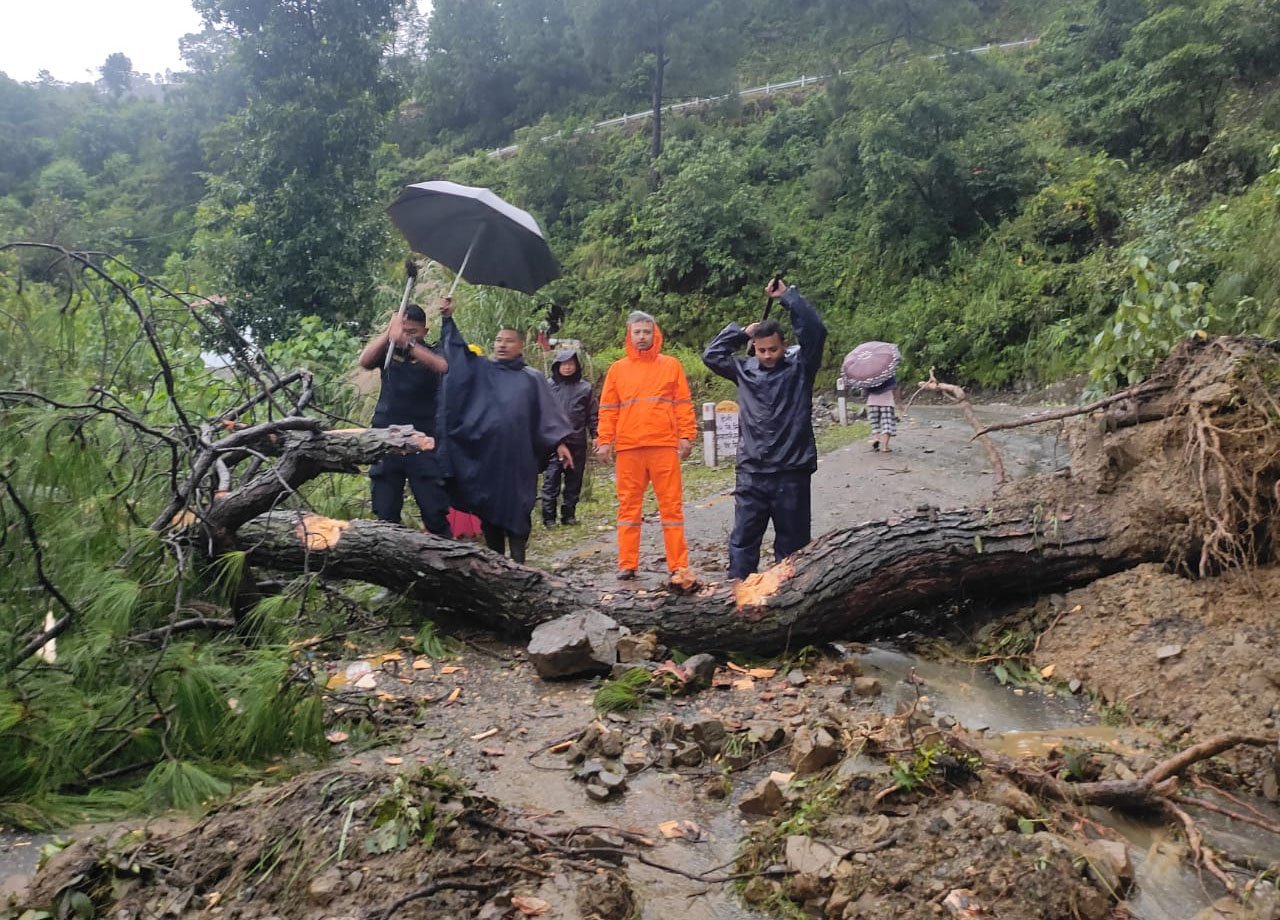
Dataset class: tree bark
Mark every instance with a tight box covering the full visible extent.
[650,34,665,164]
[240,494,1162,653]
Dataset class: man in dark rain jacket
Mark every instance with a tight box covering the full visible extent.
[357,304,451,537]
[436,299,574,564]
[541,346,598,527]
[702,277,828,581]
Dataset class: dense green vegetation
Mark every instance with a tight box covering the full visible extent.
[2,0,1279,821]
[4,0,1277,384]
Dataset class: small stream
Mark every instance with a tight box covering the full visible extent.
[3,643,1276,919]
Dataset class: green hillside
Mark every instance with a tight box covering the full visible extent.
[2,0,1277,389]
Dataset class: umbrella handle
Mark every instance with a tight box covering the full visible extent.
[762,272,785,323]
[749,273,785,357]
[447,225,486,299]
[383,269,419,373]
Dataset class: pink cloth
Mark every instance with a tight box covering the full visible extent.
[866,386,897,407]
[448,508,482,539]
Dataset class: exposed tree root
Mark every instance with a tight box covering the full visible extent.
[948,729,1279,891]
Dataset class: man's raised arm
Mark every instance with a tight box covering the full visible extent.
[702,323,748,382]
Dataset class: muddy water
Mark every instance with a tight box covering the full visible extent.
[472,763,769,920]
[857,647,1280,920]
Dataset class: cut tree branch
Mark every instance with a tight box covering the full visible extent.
[917,368,1006,485]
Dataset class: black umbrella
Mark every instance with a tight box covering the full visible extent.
[387,181,561,298]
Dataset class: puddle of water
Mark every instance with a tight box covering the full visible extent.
[1094,810,1220,920]
[0,830,45,902]
[857,645,1094,733]
[856,646,1280,920]
[472,746,768,920]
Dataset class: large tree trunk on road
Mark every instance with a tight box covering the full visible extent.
[228,337,1280,653]
[241,494,1160,652]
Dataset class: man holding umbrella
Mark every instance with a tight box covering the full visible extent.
[701,277,827,582]
[386,179,572,562]
[437,299,574,564]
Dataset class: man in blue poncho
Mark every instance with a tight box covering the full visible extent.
[436,299,574,564]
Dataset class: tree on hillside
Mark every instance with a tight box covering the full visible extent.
[99,53,134,98]
[415,0,518,147]
[571,0,738,162]
[188,0,406,341]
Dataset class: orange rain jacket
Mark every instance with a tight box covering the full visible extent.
[596,322,698,452]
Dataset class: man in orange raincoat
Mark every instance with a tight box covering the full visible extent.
[595,311,697,583]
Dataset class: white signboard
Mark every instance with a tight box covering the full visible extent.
[715,404,739,460]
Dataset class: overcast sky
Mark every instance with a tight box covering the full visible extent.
[1,0,431,84]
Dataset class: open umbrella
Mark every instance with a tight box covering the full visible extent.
[387,180,561,297]
[841,341,902,388]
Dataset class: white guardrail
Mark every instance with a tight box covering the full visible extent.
[488,39,1038,159]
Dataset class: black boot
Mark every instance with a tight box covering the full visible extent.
[561,506,577,526]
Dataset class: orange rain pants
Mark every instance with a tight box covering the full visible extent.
[614,446,688,573]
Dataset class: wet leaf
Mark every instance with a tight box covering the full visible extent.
[480,747,505,757]
[992,664,1010,685]
[412,657,432,670]
[440,665,464,674]
[325,731,349,744]
[354,674,378,690]
[731,678,755,691]
[1039,664,1056,679]
[658,819,704,841]
[512,895,551,915]
[383,756,404,765]
[446,688,461,703]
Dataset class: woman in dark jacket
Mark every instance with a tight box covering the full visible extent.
[541,346,598,526]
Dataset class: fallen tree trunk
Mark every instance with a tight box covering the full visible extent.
[228,336,1279,652]
[240,494,1157,652]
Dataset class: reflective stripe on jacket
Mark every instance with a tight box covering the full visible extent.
[597,321,697,452]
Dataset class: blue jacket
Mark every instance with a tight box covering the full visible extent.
[702,288,828,474]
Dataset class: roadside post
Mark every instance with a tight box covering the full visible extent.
[836,377,849,426]
[702,402,717,468]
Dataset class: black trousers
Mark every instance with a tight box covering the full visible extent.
[370,453,451,537]
[728,469,812,580]
[481,521,529,565]
[541,439,588,521]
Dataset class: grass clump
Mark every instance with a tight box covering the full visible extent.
[592,668,652,715]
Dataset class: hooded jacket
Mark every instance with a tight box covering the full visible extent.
[548,347,598,445]
[597,321,698,452]
[436,317,573,535]
[701,287,828,474]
